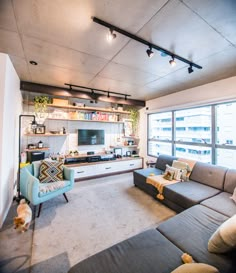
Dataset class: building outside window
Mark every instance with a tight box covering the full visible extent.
[147,102,236,168]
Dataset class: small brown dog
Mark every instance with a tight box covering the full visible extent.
[14,199,32,232]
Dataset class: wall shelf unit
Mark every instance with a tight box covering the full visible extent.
[46,118,124,124]
[23,101,130,115]
[24,147,50,152]
[25,133,69,136]
[110,145,138,148]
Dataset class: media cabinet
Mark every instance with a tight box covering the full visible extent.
[65,156,143,181]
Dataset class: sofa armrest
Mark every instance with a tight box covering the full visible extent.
[63,166,75,186]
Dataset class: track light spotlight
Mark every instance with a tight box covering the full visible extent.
[93,17,202,72]
[107,28,116,42]
[188,64,194,74]
[124,95,128,100]
[91,89,94,95]
[169,56,176,67]
[146,46,154,58]
[107,92,110,98]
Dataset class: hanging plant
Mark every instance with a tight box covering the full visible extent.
[127,107,140,136]
[34,95,50,114]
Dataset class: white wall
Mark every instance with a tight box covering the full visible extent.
[139,76,236,162]
[0,54,22,228]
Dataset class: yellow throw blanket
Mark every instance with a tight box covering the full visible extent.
[146,175,180,200]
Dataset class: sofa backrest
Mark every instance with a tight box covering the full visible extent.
[190,161,228,190]
[155,154,177,171]
[223,169,236,193]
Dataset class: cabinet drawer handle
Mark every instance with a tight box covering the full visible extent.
[77,171,85,173]
[105,167,111,169]
[130,164,134,166]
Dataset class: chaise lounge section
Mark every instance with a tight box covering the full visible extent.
[68,154,236,273]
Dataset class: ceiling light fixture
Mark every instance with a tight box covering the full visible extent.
[169,56,176,67]
[29,60,38,65]
[92,17,202,72]
[107,28,116,42]
[188,64,194,74]
[65,83,131,100]
[146,46,154,58]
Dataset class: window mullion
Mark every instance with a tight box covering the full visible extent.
[212,105,216,164]
[172,111,175,156]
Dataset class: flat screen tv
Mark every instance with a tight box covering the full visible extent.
[78,129,105,145]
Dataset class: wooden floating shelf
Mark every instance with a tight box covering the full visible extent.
[25,147,50,152]
[46,118,124,123]
[110,145,138,148]
[23,101,130,114]
[24,133,69,136]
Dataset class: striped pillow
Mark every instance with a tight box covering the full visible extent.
[39,161,63,183]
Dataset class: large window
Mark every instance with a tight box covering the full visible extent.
[148,112,172,157]
[148,102,236,168]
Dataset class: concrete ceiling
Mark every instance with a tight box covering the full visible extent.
[0,0,236,101]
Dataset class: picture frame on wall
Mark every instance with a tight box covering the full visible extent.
[35,125,46,134]
[124,119,133,136]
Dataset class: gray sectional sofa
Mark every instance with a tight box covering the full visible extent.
[68,154,236,273]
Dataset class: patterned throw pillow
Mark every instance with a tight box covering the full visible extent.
[39,161,64,183]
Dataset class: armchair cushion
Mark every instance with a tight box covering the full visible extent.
[39,161,63,183]
[39,180,71,197]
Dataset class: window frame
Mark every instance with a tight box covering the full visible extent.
[147,101,236,166]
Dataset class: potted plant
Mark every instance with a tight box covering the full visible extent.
[34,95,50,114]
[34,95,50,123]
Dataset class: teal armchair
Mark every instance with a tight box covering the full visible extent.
[20,161,74,217]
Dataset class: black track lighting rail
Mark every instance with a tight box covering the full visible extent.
[93,16,202,70]
[64,83,131,98]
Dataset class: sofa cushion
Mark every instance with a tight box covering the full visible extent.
[155,154,177,170]
[157,205,236,273]
[189,162,227,190]
[171,263,219,273]
[201,192,236,217]
[208,214,236,254]
[68,229,183,273]
[163,181,220,209]
[224,169,236,193]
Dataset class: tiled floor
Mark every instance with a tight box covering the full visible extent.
[0,201,35,273]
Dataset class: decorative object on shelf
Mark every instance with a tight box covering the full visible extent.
[63,127,66,134]
[21,152,27,163]
[123,119,133,137]
[126,151,131,157]
[52,98,68,106]
[50,130,60,134]
[114,148,122,158]
[28,143,36,149]
[35,125,46,134]
[38,141,43,148]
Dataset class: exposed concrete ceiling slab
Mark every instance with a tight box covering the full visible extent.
[0,0,235,101]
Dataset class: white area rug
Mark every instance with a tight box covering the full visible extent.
[30,173,175,273]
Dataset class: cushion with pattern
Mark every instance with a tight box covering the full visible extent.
[39,161,63,183]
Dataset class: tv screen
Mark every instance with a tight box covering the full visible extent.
[78,129,105,145]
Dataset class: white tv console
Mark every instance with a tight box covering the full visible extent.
[66,157,143,181]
